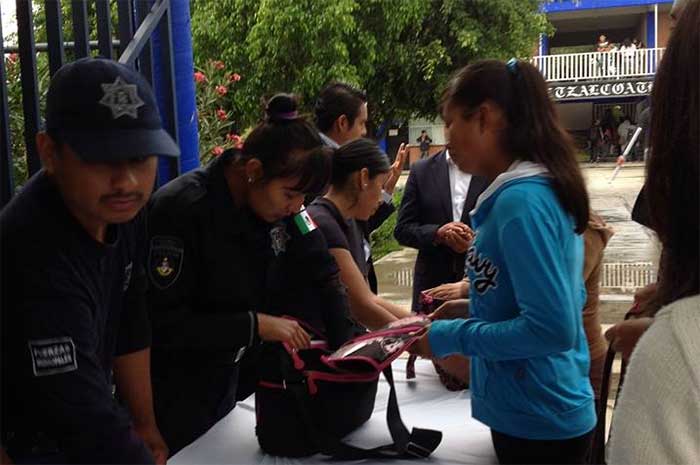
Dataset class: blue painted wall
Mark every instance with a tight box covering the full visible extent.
[646,11,656,47]
[540,34,550,55]
[542,0,672,13]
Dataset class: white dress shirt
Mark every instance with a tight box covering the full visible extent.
[445,150,472,222]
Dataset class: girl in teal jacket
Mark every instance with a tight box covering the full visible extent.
[411,59,596,464]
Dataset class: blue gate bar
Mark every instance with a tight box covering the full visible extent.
[15,0,42,176]
[118,0,135,58]
[71,1,91,59]
[44,0,66,76]
[1,5,14,207]
[95,0,114,59]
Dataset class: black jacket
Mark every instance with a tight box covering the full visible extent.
[394,150,489,311]
[146,157,353,453]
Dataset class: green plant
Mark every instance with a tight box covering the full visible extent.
[190,0,552,130]
[370,188,404,260]
[5,51,50,190]
[194,59,244,164]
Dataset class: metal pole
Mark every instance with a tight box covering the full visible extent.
[609,126,643,184]
[654,4,658,49]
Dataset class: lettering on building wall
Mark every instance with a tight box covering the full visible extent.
[550,80,653,101]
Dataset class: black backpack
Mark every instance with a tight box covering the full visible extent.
[255,316,443,459]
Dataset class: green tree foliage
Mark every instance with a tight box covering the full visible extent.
[190,0,551,129]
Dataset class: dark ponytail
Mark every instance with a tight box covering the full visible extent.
[223,93,331,195]
[331,138,390,188]
[443,60,590,234]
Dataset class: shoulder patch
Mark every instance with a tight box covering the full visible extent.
[28,337,77,377]
[294,209,317,235]
[149,236,184,290]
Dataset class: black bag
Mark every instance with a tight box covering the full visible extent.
[255,316,442,459]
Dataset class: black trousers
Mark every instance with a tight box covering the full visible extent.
[491,429,594,465]
[153,364,239,457]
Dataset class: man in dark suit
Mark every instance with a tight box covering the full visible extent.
[394,149,489,311]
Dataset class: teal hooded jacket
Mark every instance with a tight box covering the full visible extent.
[429,161,596,440]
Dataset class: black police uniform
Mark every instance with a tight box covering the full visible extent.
[1,172,153,463]
[147,155,353,456]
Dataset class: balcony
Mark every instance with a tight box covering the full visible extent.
[531,47,665,83]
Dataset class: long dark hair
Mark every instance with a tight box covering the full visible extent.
[223,93,331,195]
[442,60,590,233]
[646,0,699,312]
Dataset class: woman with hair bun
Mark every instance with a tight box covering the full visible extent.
[308,138,411,330]
[147,93,354,455]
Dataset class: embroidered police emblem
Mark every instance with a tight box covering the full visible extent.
[99,76,144,119]
[270,225,290,256]
[157,258,173,277]
[149,236,184,289]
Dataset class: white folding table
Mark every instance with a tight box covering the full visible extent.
[172,359,497,464]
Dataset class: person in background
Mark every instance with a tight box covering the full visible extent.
[147,94,353,455]
[411,58,595,464]
[314,83,406,294]
[582,213,614,464]
[416,130,433,159]
[601,108,618,156]
[395,135,488,312]
[595,34,610,76]
[607,2,699,462]
[588,119,604,163]
[620,38,636,74]
[309,139,411,329]
[636,98,652,162]
[616,115,636,154]
[396,127,489,391]
[1,58,177,464]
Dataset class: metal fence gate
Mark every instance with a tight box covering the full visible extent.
[1,0,181,209]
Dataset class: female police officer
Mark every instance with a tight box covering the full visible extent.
[147,94,353,455]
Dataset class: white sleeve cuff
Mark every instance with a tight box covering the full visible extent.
[382,190,393,204]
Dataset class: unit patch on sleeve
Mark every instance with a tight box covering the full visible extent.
[28,337,78,377]
[149,236,184,289]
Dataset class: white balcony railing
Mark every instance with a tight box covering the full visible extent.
[531,48,665,82]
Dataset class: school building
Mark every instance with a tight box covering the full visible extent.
[401,0,674,163]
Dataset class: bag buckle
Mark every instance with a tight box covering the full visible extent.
[234,346,246,363]
[405,441,431,458]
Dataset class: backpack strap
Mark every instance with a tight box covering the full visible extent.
[287,365,442,460]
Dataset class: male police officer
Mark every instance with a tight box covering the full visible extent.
[1,58,179,463]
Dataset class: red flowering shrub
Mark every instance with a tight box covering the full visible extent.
[194,60,243,164]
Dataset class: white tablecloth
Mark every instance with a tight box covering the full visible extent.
[171,359,497,464]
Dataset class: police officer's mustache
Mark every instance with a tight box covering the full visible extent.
[100,192,143,203]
